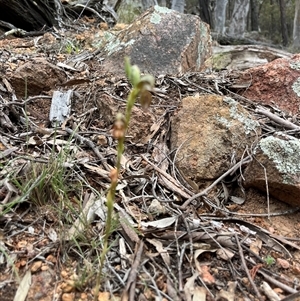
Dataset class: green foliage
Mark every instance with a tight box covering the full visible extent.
[15,148,77,208]
[63,39,81,54]
[264,255,276,266]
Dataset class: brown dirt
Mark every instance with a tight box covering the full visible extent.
[1,19,300,301]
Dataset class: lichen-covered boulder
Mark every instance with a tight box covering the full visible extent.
[244,134,300,206]
[100,5,211,76]
[170,94,260,187]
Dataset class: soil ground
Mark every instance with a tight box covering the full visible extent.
[1,19,300,301]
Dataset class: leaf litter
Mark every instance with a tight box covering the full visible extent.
[0,18,300,301]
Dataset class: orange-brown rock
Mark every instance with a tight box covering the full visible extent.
[170,94,260,187]
[237,54,300,115]
[10,58,66,97]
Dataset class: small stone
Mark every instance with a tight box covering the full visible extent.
[291,263,300,275]
[62,293,75,301]
[96,135,107,146]
[80,292,88,300]
[241,277,249,286]
[61,281,75,293]
[61,270,69,279]
[31,261,42,272]
[148,199,166,215]
[46,254,56,263]
[41,265,49,271]
[98,292,110,301]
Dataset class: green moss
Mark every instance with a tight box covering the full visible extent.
[210,52,232,71]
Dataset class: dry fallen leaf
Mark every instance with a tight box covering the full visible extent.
[250,238,262,255]
[276,257,290,269]
[194,249,216,285]
[184,272,199,301]
[147,238,170,265]
[13,270,31,301]
[216,248,235,261]
[260,281,281,301]
[199,265,215,285]
[192,286,206,301]
[141,216,178,229]
[216,281,237,301]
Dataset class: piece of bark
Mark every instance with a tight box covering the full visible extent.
[49,90,72,126]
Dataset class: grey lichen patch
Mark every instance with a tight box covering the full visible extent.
[222,97,260,135]
[102,32,135,56]
[150,12,162,24]
[151,5,172,24]
[259,136,300,183]
[292,77,300,97]
[290,60,300,70]
[154,5,172,14]
[215,116,231,128]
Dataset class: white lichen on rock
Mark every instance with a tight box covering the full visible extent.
[154,5,172,14]
[151,6,178,24]
[102,32,135,56]
[220,97,260,135]
[259,135,300,181]
[292,77,300,97]
[289,60,300,70]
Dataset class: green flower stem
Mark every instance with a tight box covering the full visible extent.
[94,58,154,301]
[125,88,139,125]
[94,85,140,301]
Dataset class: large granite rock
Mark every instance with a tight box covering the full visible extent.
[170,94,260,187]
[244,134,300,206]
[235,54,300,115]
[101,5,211,76]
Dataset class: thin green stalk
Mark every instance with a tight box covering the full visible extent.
[93,58,154,301]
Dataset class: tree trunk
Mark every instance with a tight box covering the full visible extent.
[279,0,288,46]
[250,0,259,31]
[269,0,275,41]
[293,0,300,49]
[228,0,250,37]
[213,0,228,35]
[199,0,211,26]
[171,0,185,13]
